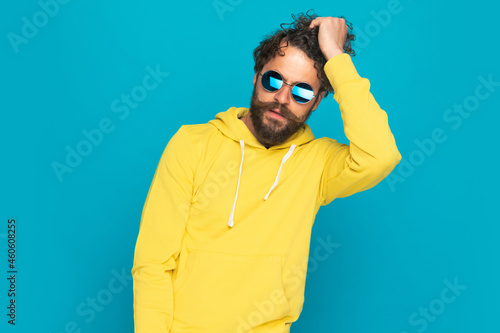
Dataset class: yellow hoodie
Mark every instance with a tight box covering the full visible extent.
[131,53,401,333]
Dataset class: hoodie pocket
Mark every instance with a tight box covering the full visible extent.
[172,249,291,330]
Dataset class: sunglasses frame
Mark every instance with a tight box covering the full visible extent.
[258,70,317,104]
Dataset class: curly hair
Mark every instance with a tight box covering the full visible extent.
[253,10,356,98]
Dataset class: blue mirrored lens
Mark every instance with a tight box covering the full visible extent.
[262,71,282,91]
[292,83,314,104]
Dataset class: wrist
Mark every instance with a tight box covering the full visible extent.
[324,48,344,61]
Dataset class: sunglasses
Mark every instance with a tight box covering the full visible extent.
[258,70,317,104]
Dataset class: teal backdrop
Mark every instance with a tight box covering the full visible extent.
[1,0,499,332]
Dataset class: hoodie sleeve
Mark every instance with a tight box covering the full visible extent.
[131,126,196,332]
[319,53,401,206]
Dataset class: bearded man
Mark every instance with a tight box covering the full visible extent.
[131,12,401,333]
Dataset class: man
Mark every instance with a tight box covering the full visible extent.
[131,12,401,333]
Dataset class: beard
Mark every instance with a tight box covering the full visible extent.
[248,87,315,148]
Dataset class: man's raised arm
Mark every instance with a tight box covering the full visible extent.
[310,17,401,205]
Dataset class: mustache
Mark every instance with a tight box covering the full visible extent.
[250,93,304,122]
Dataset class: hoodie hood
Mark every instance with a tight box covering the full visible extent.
[208,107,315,227]
[208,107,315,150]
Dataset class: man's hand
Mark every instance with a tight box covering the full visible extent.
[309,17,349,61]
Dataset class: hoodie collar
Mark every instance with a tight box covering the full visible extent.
[208,107,315,228]
[208,107,315,150]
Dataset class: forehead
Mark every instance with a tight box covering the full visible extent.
[261,45,320,89]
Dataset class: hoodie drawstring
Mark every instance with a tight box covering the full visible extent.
[228,140,245,227]
[228,141,297,228]
[264,144,296,200]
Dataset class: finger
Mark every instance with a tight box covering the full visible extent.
[308,17,323,28]
[339,18,349,29]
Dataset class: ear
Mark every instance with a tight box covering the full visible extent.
[253,72,258,87]
[311,91,326,111]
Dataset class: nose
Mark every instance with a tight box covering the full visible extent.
[274,83,291,105]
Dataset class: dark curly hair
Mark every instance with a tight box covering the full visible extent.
[253,10,356,98]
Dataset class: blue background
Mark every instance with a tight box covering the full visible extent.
[1,0,499,332]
